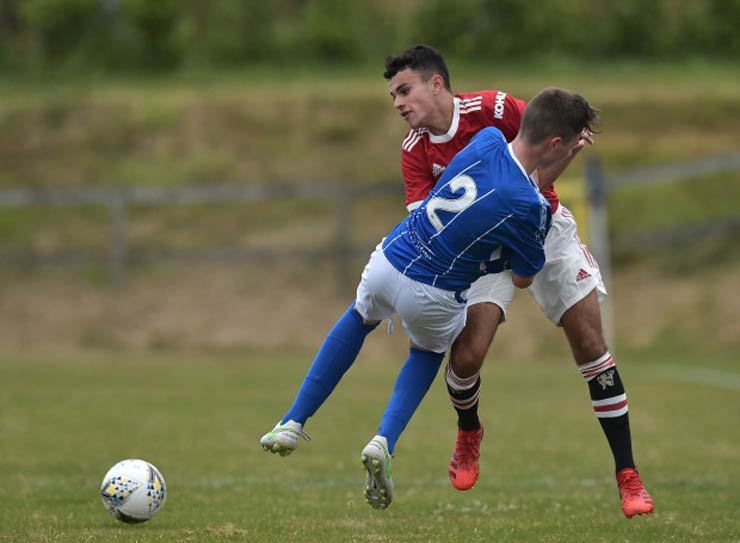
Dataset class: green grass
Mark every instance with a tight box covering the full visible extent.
[1,61,738,262]
[0,65,735,267]
[2,347,739,542]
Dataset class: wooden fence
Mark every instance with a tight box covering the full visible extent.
[1,153,738,292]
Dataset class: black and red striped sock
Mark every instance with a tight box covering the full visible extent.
[445,363,481,431]
[579,352,636,472]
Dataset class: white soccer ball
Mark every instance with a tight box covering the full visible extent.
[100,459,167,523]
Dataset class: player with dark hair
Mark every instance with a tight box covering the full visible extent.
[383,44,653,518]
[261,87,597,510]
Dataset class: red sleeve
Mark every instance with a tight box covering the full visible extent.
[401,138,435,210]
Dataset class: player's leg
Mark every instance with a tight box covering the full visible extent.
[444,303,497,490]
[261,246,389,455]
[362,277,465,509]
[363,345,444,509]
[561,293,653,518]
[561,291,635,470]
[530,205,653,517]
[260,302,379,455]
[448,302,501,422]
[377,345,446,453]
[446,272,515,490]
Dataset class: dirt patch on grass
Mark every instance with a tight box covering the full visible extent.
[0,258,737,358]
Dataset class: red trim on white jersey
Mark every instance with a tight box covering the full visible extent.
[572,227,599,270]
[581,244,598,269]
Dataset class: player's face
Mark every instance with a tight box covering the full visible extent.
[388,69,438,130]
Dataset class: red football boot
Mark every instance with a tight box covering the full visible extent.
[448,427,484,491]
[617,467,655,518]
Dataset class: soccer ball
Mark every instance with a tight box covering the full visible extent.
[100,459,167,523]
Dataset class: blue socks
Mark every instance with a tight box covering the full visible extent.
[378,347,445,453]
[282,303,378,425]
[280,305,444,455]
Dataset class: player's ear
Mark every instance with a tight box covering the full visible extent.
[430,74,445,95]
[548,135,563,151]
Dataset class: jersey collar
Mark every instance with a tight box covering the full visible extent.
[428,97,461,144]
[507,143,540,189]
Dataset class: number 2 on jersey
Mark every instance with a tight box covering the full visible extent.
[426,175,478,232]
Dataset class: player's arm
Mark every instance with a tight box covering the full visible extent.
[512,273,534,289]
[536,129,595,190]
[486,247,535,288]
[493,92,584,190]
[508,247,543,289]
[503,238,543,290]
[505,203,552,289]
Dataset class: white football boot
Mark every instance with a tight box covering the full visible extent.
[361,435,394,509]
[260,420,310,456]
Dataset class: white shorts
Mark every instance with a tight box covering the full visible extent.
[465,270,516,320]
[466,205,606,325]
[530,205,607,324]
[354,245,467,353]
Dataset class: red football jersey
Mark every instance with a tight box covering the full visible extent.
[400,90,559,212]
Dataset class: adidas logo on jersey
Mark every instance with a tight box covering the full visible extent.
[432,163,446,178]
[576,269,591,282]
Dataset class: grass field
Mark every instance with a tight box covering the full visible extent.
[2,61,738,273]
[1,60,739,542]
[2,347,739,542]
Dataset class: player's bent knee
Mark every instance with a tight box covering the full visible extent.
[450,343,486,378]
[563,320,608,363]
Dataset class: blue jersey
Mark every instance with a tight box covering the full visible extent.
[383,127,551,292]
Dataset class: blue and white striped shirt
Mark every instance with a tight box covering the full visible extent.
[383,127,551,292]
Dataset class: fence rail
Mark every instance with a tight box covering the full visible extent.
[0,181,403,206]
[584,151,740,271]
[1,152,738,289]
[584,151,740,345]
[0,182,402,289]
[602,152,740,190]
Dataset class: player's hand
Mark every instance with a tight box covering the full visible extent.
[536,128,596,190]
[571,129,594,154]
[579,128,594,146]
[512,273,533,289]
[563,129,594,162]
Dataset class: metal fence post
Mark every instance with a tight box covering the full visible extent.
[585,156,614,348]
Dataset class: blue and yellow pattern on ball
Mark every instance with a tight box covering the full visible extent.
[100,459,167,523]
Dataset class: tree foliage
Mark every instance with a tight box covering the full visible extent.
[1,0,738,75]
